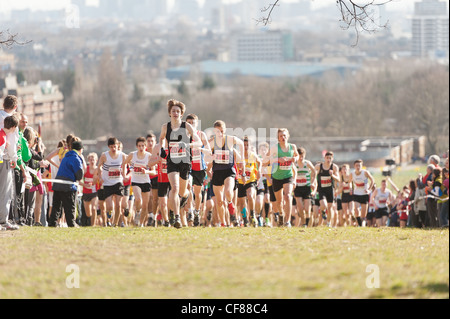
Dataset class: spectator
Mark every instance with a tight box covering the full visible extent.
[414,178,427,228]
[48,139,84,228]
[0,115,20,231]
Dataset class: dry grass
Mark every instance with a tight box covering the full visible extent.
[0,226,448,299]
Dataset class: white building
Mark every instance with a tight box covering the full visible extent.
[230,30,294,62]
[412,0,449,59]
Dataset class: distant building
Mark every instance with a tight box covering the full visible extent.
[230,30,294,62]
[166,60,360,80]
[0,51,16,71]
[412,0,449,59]
[0,75,64,139]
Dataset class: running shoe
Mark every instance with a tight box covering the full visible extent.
[180,194,190,208]
[193,212,200,227]
[169,211,175,226]
[228,202,235,216]
[264,217,270,227]
[258,216,263,227]
[174,215,182,229]
[2,222,19,231]
[187,212,194,223]
[284,222,292,228]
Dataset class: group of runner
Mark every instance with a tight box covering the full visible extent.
[45,98,445,229]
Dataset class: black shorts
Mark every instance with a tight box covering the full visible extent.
[263,180,269,195]
[353,194,370,205]
[132,182,151,193]
[167,162,191,181]
[312,197,320,207]
[294,186,311,199]
[268,185,277,203]
[238,182,256,198]
[367,210,376,220]
[103,183,124,199]
[82,192,98,202]
[151,177,158,190]
[207,186,215,200]
[342,192,353,204]
[123,184,131,197]
[318,188,334,203]
[337,198,343,211]
[212,168,236,187]
[158,182,171,198]
[97,189,107,201]
[375,207,389,219]
[191,170,207,187]
[257,187,265,196]
[272,177,293,193]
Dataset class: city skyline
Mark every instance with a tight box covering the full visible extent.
[2,0,445,14]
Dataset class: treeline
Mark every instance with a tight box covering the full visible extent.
[35,52,449,155]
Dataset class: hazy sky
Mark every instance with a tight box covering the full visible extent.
[0,0,439,14]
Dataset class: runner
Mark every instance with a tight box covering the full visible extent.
[146,133,159,226]
[186,114,211,227]
[80,153,99,227]
[97,137,125,227]
[236,136,261,227]
[294,147,316,227]
[338,164,354,227]
[256,142,270,227]
[159,100,202,229]
[267,129,299,228]
[123,137,156,227]
[349,159,375,227]
[149,142,171,227]
[315,151,340,227]
[208,120,245,227]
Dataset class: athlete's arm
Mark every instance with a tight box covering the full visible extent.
[97,153,106,184]
[45,148,60,168]
[331,164,340,182]
[186,122,202,149]
[307,160,317,187]
[371,188,378,208]
[148,144,162,167]
[159,124,167,151]
[365,170,375,192]
[122,153,133,179]
[200,131,212,156]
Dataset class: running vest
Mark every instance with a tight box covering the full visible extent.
[83,165,96,194]
[296,161,312,187]
[375,188,391,208]
[318,163,334,191]
[131,151,151,184]
[212,135,235,171]
[158,149,169,183]
[341,174,352,194]
[166,121,191,165]
[272,143,294,180]
[238,152,258,185]
[101,151,124,186]
[191,131,206,171]
[352,170,369,195]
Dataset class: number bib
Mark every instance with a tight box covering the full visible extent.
[192,148,201,162]
[320,176,332,188]
[133,164,146,176]
[108,167,121,179]
[296,175,308,187]
[169,142,186,158]
[279,160,292,171]
[215,150,230,164]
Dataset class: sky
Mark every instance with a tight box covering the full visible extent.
[0,0,439,14]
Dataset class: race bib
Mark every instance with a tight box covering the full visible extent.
[108,167,121,179]
[279,160,292,171]
[296,177,308,187]
[343,185,351,193]
[215,150,230,164]
[169,142,186,158]
[161,161,168,174]
[133,164,146,176]
[84,177,95,190]
[192,148,201,162]
[355,182,366,189]
[321,176,332,188]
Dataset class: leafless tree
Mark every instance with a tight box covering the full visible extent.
[257,0,392,46]
[0,29,31,48]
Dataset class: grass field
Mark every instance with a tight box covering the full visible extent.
[1,226,448,299]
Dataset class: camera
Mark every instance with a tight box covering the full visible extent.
[382,170,392,177]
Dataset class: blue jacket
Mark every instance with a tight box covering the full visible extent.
[53,150,84,192]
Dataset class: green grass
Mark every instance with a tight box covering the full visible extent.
[371,165,427,190]
[1,226,448,299]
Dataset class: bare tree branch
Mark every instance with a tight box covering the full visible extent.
[0,29,32,48]
[257,0,392,46]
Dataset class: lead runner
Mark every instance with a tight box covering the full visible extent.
[158,99,202,229]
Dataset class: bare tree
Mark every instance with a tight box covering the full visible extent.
[257,0,392,46]
[0,29,31,48]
